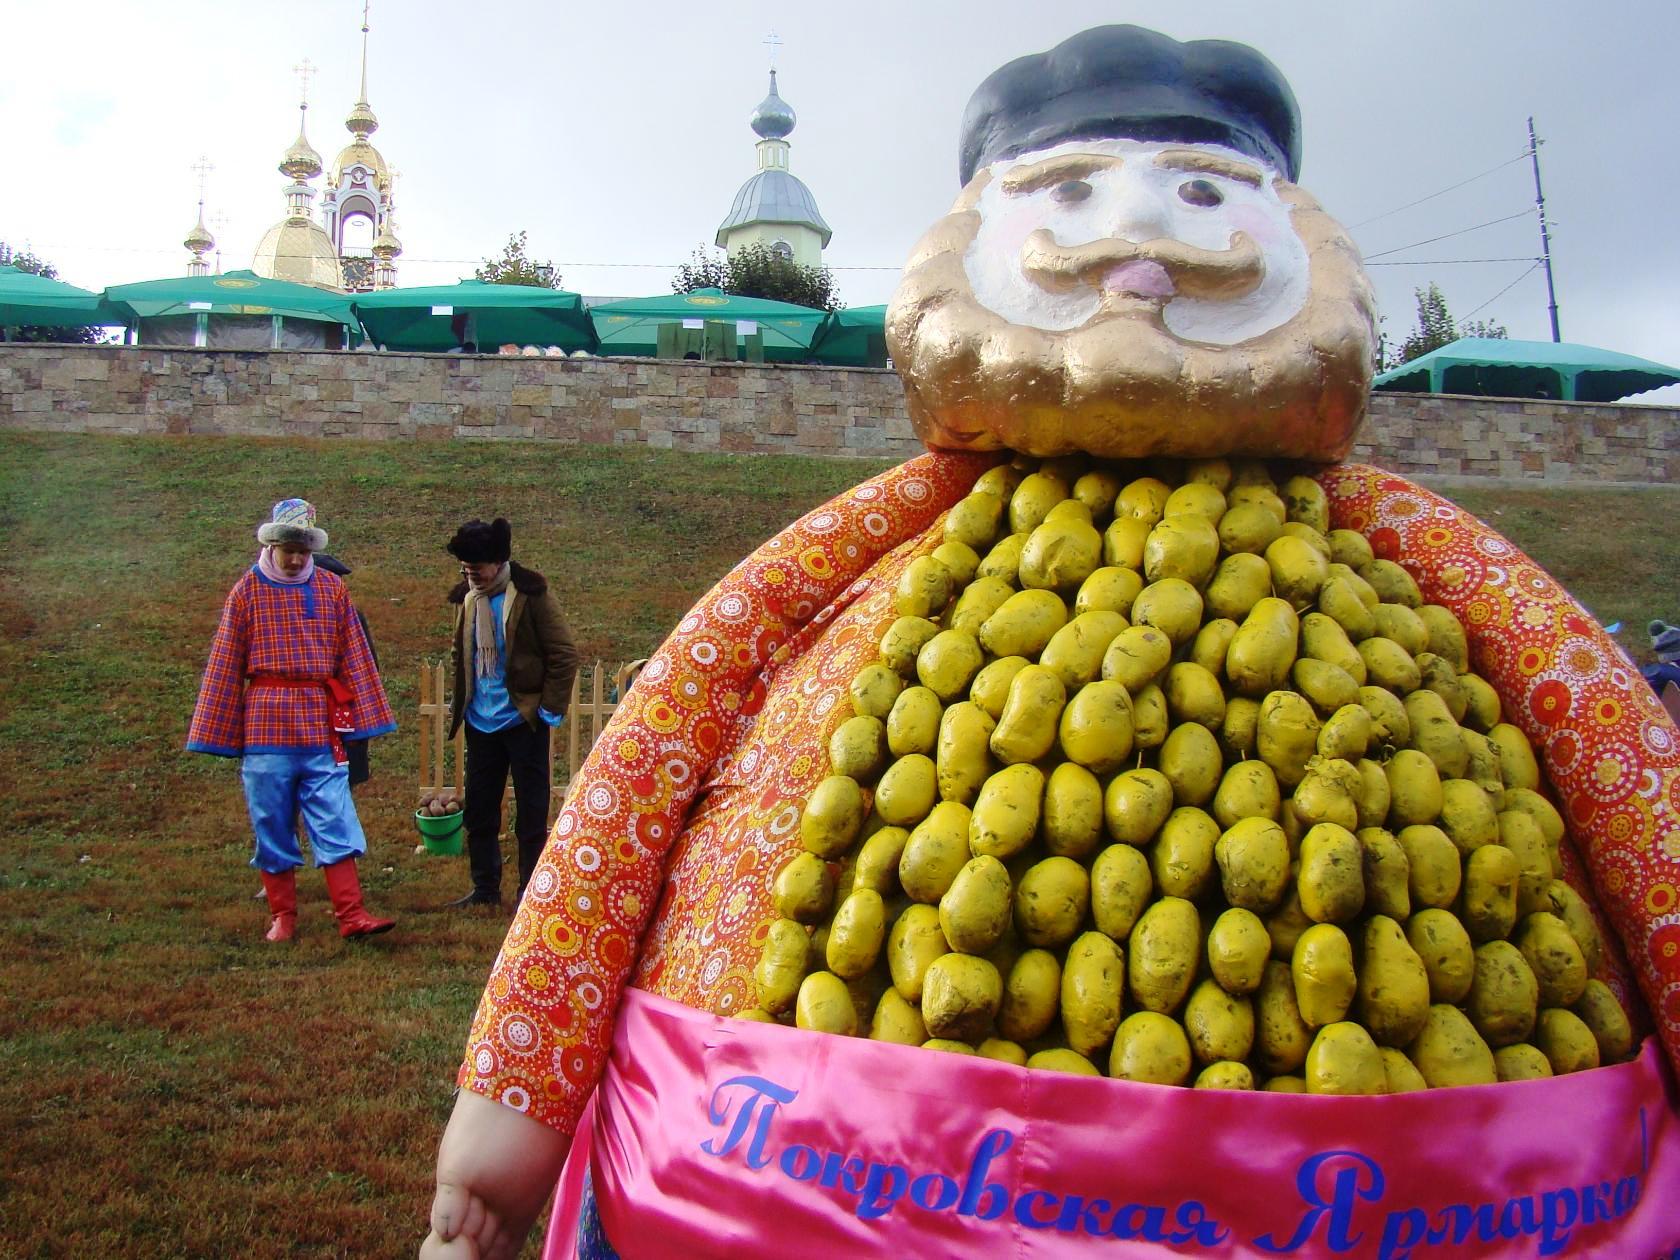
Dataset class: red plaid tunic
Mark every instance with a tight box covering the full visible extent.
[186,567,395,757]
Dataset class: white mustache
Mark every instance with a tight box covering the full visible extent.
[1020,228,1265,300]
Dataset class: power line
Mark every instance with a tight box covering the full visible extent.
[1464,262,1542,320]
[1366,256,1540,267]
[1363,209,1534,261]
[1348,152,1531,229]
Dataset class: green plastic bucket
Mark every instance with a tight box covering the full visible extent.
[414,809,465,856]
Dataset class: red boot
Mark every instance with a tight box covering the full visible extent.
[322,859,395,939]
[259,869,298,942]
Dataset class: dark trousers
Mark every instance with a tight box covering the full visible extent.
[463,718,552,900]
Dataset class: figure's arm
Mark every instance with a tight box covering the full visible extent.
[185,584,251,756]
[447,603,465,734]
[450,452,997,1144]
[419,1090,571,1260]
[334,584,397,739]
[533,593,580,719]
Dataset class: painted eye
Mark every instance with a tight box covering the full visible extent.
[1178,178,1224,208]
[1050,179,1092,205]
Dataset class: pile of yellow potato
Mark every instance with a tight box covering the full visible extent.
[748,454,1636,1094]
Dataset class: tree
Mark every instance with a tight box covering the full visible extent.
[1395,282,1508,366]
[475,232,562,288]
[672,244,842,312]
[0,242,104,343]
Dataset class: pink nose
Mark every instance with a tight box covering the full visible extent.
[1104,259,1175,298]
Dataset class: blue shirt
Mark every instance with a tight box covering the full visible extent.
[466,593,522,733]
[465,591,563,733]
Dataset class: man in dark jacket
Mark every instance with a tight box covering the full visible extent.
[445,517,580,907]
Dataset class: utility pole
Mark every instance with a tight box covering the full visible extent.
[1527,116,1561,342]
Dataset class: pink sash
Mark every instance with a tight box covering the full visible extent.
[548,988,1680,1258]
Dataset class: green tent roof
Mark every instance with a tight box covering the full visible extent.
[809,304,889,367]
[589,288,826,361]
[353,280,595,352]
[1373,338,1680,403]
[102,270,357,326]
[0,264,111,328]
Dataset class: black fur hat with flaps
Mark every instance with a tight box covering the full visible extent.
[957,24,1302,185]
[447,517,513,565]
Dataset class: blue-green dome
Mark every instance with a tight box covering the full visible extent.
[715,169,832,247]
[751,70,796,139]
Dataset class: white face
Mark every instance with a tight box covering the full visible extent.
[964,138,1310,345]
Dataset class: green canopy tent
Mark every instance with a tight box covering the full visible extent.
[102,271,359,349]
[0,264,113,338]
[589,288,826,362]
[1373,338,1680,403]
[809,304,890,368]
[353,280,596,353]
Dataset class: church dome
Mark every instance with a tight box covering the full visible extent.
[346,98,379,138]
[715,169,832,247]
[751,69,796,139]
[371,220,403,258]
[332,138,390,188]
[280,124,323,182]
[184,217,214,252]
[252,217,343,289]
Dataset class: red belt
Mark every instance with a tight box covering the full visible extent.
[247,674,356,764]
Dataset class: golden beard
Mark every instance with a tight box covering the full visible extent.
[885,170,1377,462]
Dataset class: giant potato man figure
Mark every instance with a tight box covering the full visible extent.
[424,27,1680,1259]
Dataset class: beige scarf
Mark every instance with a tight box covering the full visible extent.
[461,564,512,710]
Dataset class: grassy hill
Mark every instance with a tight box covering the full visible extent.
[0,430,1674,1257]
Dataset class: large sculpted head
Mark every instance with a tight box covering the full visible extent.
[887,24,1377,461]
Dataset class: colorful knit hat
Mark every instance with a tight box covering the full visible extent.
[256,498,328,551]
[1651,620,1680,665]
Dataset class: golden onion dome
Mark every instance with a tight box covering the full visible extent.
[345,97,379,138]
[252,217,343,289]
[332,138,390,188]
[371,221,403,258]
[280,123,324,181]
[184,217,215,253]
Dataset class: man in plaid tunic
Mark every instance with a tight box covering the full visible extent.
[188,498,397,941]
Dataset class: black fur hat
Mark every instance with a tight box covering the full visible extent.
[447,518,512,565]
[958,24,1302,185]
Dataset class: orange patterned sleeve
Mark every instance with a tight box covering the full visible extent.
[1320,463,1680,1076]
[456,450,998,1133]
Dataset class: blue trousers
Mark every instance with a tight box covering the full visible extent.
[241,750,367,873]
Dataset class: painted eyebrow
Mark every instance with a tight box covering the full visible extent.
[1153,149,1264,187]
[999,153,1123,195]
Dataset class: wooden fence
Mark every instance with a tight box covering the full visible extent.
[417,660,630,809]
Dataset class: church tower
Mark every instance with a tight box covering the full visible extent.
[320,3,400,291]
[183,211,215,277]
[251,70,344,289]
[715,68,832,268]
[183,158,215,277]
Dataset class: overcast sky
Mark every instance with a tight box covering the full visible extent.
[5,0,1677,397]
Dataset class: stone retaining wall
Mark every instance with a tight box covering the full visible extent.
[2,344,1674,482]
